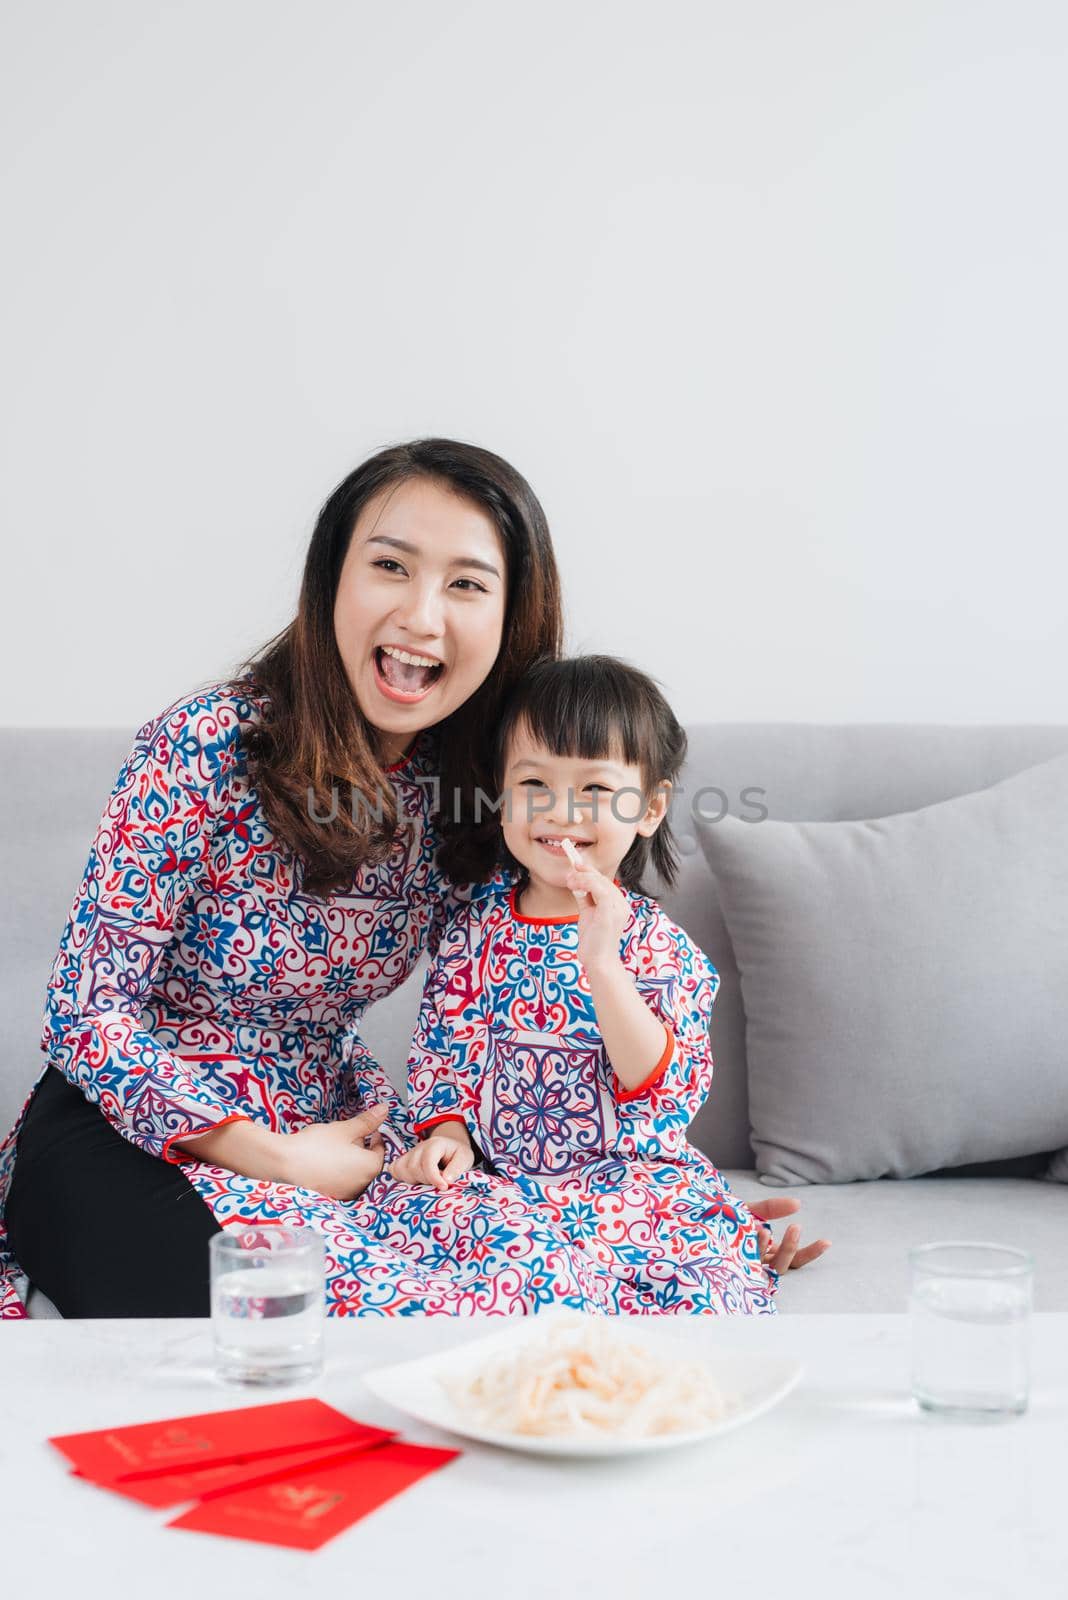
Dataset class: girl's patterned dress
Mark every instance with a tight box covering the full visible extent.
[0,681,777,1318]
[406,880,779,1313]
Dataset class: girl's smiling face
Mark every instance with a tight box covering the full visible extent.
[333,477,508,763]
[500,720,670,904]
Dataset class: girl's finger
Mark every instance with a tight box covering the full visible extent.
[790,1238,832,1270]
[434,1146,458,1187]
[772,1224,801,1272]
[566,870,607,901]
[567,860,610,884]
[421,1148,446,1188]
[748,1196,801,1224]
[442,1147,469,1181]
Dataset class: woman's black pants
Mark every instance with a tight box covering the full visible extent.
[5,1066,222,1317]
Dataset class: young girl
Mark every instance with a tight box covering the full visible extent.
[390,655,781,1313]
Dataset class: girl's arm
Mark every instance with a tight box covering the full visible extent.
[582,958,677,1096]
[565,861,718,1107]
[412,1116,473,1151]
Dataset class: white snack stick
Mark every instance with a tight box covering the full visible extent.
[560,836,588,902]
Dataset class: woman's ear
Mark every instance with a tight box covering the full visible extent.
[636,779,672,838]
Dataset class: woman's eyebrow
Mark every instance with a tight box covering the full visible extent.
[366,533,501,579]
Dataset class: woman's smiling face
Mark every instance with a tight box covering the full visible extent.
[333,477,508,762]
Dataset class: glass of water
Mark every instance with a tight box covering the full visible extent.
[909,1241,1032,1419]
[210,1225,325,1385]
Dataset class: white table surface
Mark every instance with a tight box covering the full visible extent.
[2,1313,1065,1600]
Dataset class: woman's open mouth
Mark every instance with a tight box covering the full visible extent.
[372,645,446,705]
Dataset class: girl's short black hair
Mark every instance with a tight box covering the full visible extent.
[490,654,688,892]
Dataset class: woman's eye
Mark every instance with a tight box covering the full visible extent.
[372,560,485,593]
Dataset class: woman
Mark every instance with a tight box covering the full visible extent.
[0,438,823,1318]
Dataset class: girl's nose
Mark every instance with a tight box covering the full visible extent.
[542,786,581,826]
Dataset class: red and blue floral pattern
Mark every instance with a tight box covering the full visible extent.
[406,883,779,1313]
[0,681,775,1318]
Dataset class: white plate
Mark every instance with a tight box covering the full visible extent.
[361,1313,803,1458]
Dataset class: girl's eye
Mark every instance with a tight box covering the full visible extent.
[585,784,613,794]
[372,558,406,575]
[519,778,550,788]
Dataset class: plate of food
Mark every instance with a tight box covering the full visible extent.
[361,1312,802,1458]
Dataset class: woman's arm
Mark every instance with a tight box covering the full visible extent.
[169,1118,289,1178]
[407,898,481,1137]
[173,1104,392,1199]
[44,692,267,1162]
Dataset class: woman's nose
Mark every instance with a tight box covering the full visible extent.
[392,581,444,640]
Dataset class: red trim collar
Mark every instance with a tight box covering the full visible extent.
[508,878,624,925]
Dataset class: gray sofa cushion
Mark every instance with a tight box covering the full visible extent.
[696,755,1068,1185]
[717,1170,1068,1312]
[654,722,1068,1172]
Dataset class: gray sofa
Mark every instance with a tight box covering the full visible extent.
[3,723,1067,1317]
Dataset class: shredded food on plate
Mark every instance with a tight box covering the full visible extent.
[442,1318,729,1439]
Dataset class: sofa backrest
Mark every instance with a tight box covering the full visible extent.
[655,723,1068,1166]
[3,724,1067,1165]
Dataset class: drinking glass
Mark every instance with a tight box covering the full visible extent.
[909,1241,1032,1419]
[210,1224,326,1385]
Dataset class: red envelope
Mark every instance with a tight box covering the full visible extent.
[70,1431,393,1508]
[168,1440,460,1550]
[50,1399,381,1489]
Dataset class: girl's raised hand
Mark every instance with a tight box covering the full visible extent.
[564,860,632,973]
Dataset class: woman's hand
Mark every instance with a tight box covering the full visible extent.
[389,1134,474,1190]
[749,1196,831,1272]
[277,1105,391,1201]
[171,1104,393,1199]
[564,861,632,974]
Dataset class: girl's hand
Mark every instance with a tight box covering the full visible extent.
[278,1105,390,1201]
[749,1196,831,1272]
[565,861,632,974]
[389,1135,474,1190]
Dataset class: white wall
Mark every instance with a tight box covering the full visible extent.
[2,0,1065,730]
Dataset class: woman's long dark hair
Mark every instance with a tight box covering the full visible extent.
[242,439,562,896]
